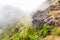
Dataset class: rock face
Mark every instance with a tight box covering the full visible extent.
[32,2,60,28]
[32,10,51,28]
[48,3,60,27]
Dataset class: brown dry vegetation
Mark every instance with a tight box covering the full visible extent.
[44,1,60,40]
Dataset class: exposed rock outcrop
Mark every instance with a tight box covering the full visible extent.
[32,1,60,28]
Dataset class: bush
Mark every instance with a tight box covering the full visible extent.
[1,22,53,40]
[38,25,53,37]
[52,28,60,35]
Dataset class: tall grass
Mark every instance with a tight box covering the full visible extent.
[0,22,53,40]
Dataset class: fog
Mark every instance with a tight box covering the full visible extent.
[0,0,49,33]
[0,5,26,33]
[0,0,47,12]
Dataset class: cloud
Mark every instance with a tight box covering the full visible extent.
[0,0,46,12]
[0,5,25,30]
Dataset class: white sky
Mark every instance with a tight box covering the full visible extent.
[0,0,46,12]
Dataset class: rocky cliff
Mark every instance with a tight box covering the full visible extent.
[32,1,60,28]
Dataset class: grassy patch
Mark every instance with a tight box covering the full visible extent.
[0,22,54,40]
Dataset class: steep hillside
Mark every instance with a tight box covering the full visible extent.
[48,2,60,27]
[32,0,60,28]
[1,0,60,40]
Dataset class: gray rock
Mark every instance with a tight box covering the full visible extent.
[32,9,51,28]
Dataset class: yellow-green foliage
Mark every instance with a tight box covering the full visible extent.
[52,27,60,35]
[0,22,53,40]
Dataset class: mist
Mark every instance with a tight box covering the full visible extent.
[0,5,26,33]
[0,0,49,34]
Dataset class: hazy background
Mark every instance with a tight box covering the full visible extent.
[0,0,46,12]
[0,0,47,33]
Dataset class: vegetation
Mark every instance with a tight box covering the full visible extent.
[52,27,60,35]
[0,22,60,40]
[0,21,55,40]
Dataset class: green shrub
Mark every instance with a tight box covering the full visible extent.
[38,25,53,37]
[1,22,53,40]
[52,28,60,35]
